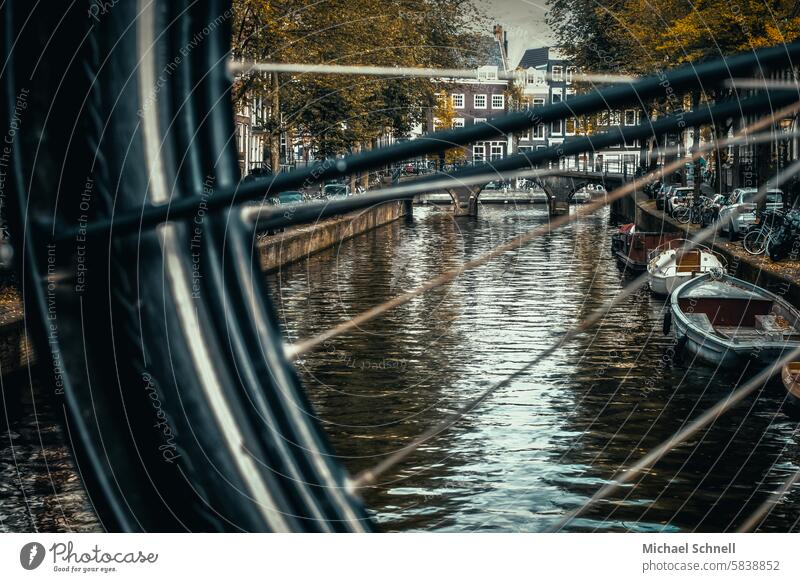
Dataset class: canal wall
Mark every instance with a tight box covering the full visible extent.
[622,190,800,308]
[0,200,409,376]
[258,200,408,272]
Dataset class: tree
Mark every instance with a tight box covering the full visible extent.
[232,0,482,173]
[547,0,800,188]
[431,94,467,165]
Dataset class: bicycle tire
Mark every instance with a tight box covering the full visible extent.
[2,1,370,532]
[742,230,768,255]
[673,207,691,224]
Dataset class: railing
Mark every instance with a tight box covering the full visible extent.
[20,14,800,533]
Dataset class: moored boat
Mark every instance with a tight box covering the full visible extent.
[781,363,800,407]
[611,226,679,272]
[669,273,800,368]
[572,188,592,204]
[647,239,726,296]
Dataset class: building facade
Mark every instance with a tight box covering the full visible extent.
[424,25,513,165]
[234,97,268,176]
[516,46,643,175]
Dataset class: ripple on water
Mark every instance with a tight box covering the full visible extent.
[270,205,800,532]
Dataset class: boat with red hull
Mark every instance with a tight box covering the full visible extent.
[611,225,680,272]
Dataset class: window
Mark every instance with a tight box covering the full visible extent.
[435,92,446,105]
[431,117,441,132]
[451,93,464,109]
[566,66,575,83]
[533,98,545,107]
[490,143,504,160]
[473,143,485,162]
[552,65,563,81]
[491,94,505,109]
[552,89,563,104]
[477,66,498,81]
[551,119,563,136]
[473,117,487,124]
[565,118,576,136]
[453,118,465,128]
[624,110,637,126]
[474,94,487,109]
[533,123,545,139]
[611,110,621,126]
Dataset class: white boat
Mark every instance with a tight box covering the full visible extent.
[668,273,800,368]
[572,188,592,204]
[647,240,725,296]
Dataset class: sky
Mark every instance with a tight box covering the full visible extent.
[472,0,555,68]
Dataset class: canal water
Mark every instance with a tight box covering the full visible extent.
[1,204,798,532]
[269,204,800,532]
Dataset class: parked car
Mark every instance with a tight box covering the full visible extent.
[700,194,728,227]
[666,186,694,215]
[644,179,662,199]
[277,191,304,205]
[322,183,351,199]
[719,188,784,240]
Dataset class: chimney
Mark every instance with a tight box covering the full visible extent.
[503,31,509,61]
[493,24,503,42]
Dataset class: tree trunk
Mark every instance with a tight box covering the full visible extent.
[359,141,372,190]
[692,91,702,196]
[270,71,281,174]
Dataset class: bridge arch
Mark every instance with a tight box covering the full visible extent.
[533,171,625,214]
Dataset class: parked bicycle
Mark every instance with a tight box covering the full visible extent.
[742,209,785,255]
[673,196,713,225]
[767,210,800,261]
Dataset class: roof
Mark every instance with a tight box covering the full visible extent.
[517,46,570,68]
[518,47,550,69]
[457,34,506,70]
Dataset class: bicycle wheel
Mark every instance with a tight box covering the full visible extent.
[742,229,768,255]
[673,206,691,224]
[3,1,370,532]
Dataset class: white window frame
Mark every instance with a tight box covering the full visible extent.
[533,123,545,139]
[566,66,575,83]
[477,66,498,81]
[551,119,563,136]
[491,94,505,110]
[490,143,504,160]
[453,117,465,128]
[624,109,637,126]
[474,94,487,109]
[451,93,465,109]
[552,65,563,82]
[551,89,563,104]
[473,143,485,162]
[473,117,487,124]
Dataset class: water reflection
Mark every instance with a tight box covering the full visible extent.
[0,373,99,532]
[269,204,800,532]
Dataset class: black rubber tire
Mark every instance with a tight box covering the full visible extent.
[3,1,370,532]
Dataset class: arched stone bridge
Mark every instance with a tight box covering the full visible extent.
[440,170,629,216]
